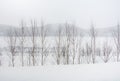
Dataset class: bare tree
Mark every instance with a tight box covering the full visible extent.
[17,20,26,66]
[78,46,83,64]
[78,47,81,64]
[0,51,2,66]
[113,23,120,62]
[85,43,92,64]
[78,47,85,64]
[101,41,112,63]
[61,45,66,65]
[77,33,83,64]
[27,48,32,66]
[64,23,71,64]
[30,20,37,66]
[54,26,63,65]
[39,20,48,66]
[71,24,78,64]
[89,24,97,64]
[7,28,17,67]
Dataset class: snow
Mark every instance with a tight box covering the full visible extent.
[0,37,120,81]
[0,62,120,81]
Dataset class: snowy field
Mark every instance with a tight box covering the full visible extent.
[0,37,120,81]
[0,62,120,81]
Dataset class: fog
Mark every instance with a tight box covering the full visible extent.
[0,0,120,28]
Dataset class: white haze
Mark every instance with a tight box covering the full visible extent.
[0,0,120,28]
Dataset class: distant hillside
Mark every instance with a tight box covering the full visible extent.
[0,24,117,37]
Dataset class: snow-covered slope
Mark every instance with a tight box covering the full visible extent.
[0,62,120,81]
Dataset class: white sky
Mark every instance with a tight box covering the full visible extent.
[0,0,120,28]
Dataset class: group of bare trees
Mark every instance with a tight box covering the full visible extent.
[6,20,48,67]
[1,21,120,67]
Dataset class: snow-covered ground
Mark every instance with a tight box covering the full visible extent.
[0,37,120,81]
[0,62,120,81]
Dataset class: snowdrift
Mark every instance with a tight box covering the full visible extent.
[0,62,120,81]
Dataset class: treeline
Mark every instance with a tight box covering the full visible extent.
[0,20,120,67]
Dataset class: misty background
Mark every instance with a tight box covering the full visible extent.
[0,0,120,29]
